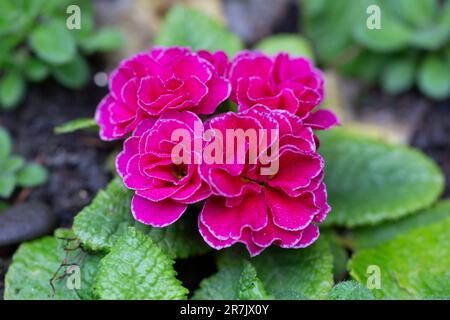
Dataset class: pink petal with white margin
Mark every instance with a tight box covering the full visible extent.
[267,148,323,192]
[200,193,268,240]
[131,195,187,227]
[198,219,236,250]
[264,188,318,231]
[251,215,303,248]
[195,76,231,114]
[292,224,319,248]
[303,109,340,130]
[95,95,117,141]
[239,228,266,257]
[116,137,139,178]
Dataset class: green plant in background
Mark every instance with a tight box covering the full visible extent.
[0,0,123,110]
[0,127,48,199]
[3,5,450,300]
[301,0,450,100]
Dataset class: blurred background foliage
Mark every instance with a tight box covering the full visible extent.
[301,0,450,100]
[0,0,122,110]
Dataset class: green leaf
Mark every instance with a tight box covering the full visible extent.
[0,175,16,198]
[0,126,12,158]
[94,227,188,300]
[73,178,135,252]
[349,215,450,299]
[30,20,76,65]
[255,34,315,61]
[73,178,209,258]
[1,155,25,174]
[381,56,416,94]
[0,71,25,109]
[319,129,444,227]
[389,0,436,28]
[417,54,450,100]
[0,200,9,212]
[409,1,450,50]
[155,4,243,57]
[353,3,413,52]
[193,258,271,300]
[350,200,450,249]
[79,27,123,54]
[340,50,385,83]
[134,215,211,259]
[302,0,363,64]
[52,54,89,89]
[192,256,245,300]
[54,118,97,134]
[323,231,349,281]
[4,235,102,300]
[25,58,49,82]
[328,280,374,300]
[237,262,272,300]
[251,238,334,299]
[194,237,332,300]
[16,163,48,187]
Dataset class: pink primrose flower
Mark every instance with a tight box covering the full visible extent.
[198,105,333,256]
[116,110,211,227]
[96,47,231,141]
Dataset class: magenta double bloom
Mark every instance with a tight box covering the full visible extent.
[96,47,338,256]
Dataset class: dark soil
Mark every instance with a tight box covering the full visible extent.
[411,102,450,197]
[0,73,115,298]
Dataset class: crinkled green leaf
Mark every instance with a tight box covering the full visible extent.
[156,5,243,57]
[237,262,272,300]
[381,56,416,94]
[52,54,89,89]
[192,256,245,300]
[30,20,76,65]
[134,215,210,259]
[0,71,25,109]
[193,258,271,300]
[5,234,103,300]
[73,178,135,252]
[255,34,315,61]
[16,163,48,187]
[193,238,333,300]
[417,54,450,100]
[73,178,209,258]
[350,200,450,249]
[319,129,444,227]
[349,215,450,299]
[328,280,374,300]
[54,118,98,134]
[252,238,333,299]
[94,227,188,300]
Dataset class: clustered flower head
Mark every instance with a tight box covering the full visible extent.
[97,46,339,256]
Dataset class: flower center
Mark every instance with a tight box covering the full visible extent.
[173,164,188,180]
